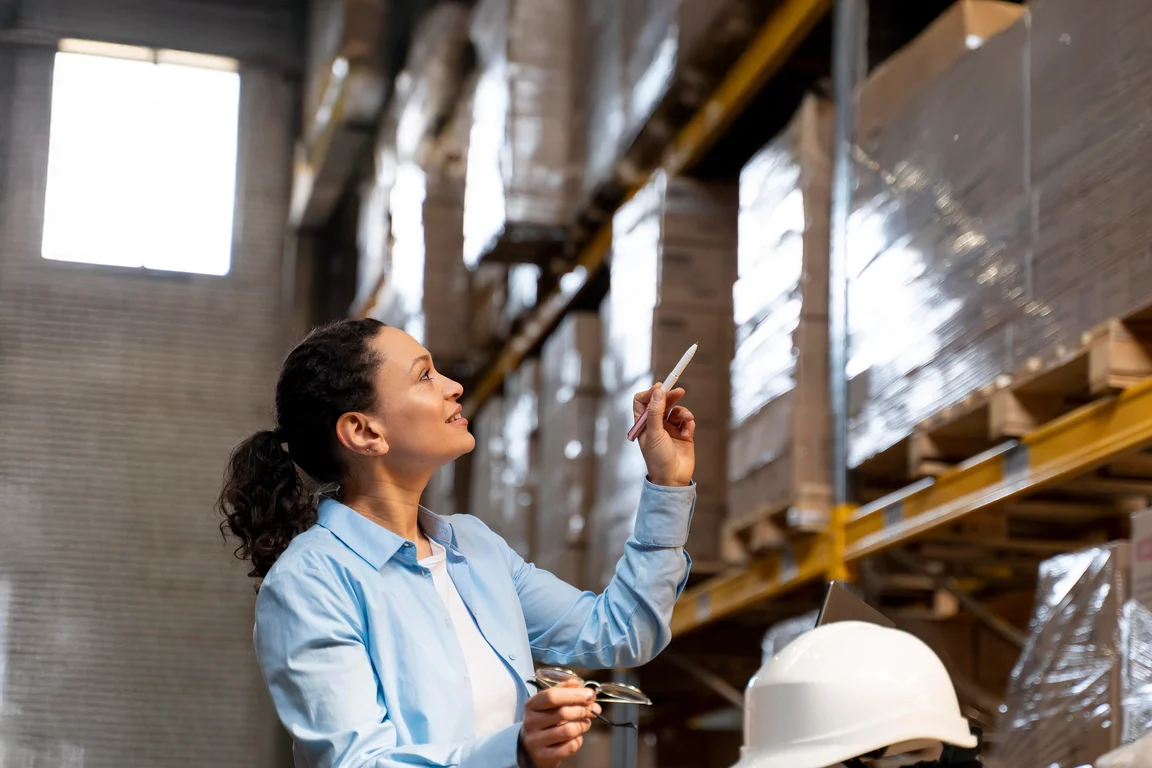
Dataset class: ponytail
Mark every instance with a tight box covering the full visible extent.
[217,429,314,587]
[218,319,386,588]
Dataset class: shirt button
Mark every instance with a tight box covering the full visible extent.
[444,619,451,627]
[508,653,517,661]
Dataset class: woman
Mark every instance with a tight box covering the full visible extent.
[219,319,698,768]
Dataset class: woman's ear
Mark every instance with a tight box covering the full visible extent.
[335,412,389,456]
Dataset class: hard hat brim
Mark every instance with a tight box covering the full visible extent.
[730,712,978,768]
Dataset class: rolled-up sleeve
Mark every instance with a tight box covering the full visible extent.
[508,480,696,670]
[255,560,520,768]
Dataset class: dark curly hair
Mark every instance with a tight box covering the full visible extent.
[218,318,385,586]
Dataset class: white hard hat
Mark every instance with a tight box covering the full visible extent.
[732,621,977,768]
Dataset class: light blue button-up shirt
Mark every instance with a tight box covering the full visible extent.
[254,480,696,768]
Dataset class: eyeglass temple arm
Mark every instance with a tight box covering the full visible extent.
[594,710,638,730]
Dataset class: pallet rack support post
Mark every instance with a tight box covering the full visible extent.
[830,0,867,518]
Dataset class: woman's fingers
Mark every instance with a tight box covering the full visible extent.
[632,384,687,421]
[665,405,696,439]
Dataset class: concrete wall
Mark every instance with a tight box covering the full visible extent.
[0,31,297,768]
[8,0,304,72]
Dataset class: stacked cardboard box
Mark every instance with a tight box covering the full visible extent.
[845,0,1025,468]
[363,13,476,359]
[848,0,1152,469]
[535,313,602,589]
[497,359,539,560]
[728,95,834,538]
[421,463,458,516]
[581,0,761,203]
[463,0,584,265]
[467,396,508,541]
[501,264,540,336]
[469,263,508,350]
[588,171,737,588]
[376,164,472,364]
[994,542,1152,767]
[355,177,391,311]
[353,2,472,316]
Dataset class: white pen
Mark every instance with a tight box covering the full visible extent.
[626,343,698,442]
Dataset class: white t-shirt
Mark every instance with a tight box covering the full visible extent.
[419,538,520,736]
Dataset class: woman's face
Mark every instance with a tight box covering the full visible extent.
[368,326,475,469]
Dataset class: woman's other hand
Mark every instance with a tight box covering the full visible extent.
[519,680,596,767]
[633,383,696,487]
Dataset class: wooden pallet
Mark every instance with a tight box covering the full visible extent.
[856,313,1152,487]
[719,478,832,564]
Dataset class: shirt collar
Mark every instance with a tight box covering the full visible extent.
[316,497,459,570]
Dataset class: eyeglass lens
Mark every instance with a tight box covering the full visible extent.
[529,668,650,729]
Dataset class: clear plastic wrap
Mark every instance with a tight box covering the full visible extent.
[1123,599,1152,744]
[500,263,540,335]
[463,0,583,266]
[582,0,627,202]
[994,542,1152,768]
[393,1,473,164]
[731,96,832,428]
[726,97,833,526]
[588,386,650,590]
[361,7,473,343]
[542,311,602,394]
[376,163,472,363]
[601,171,737,399]
[469,263,508,349]
[583,0,738,199]
[355,177,390,309]
[586,172,736,585]
[498,360,539,559]
[535,313,602,588]
[846,8,1030,468]
[421,463,457,516]
[847,0,1152,468]
[467,396,510,545]
[760,610,818,666]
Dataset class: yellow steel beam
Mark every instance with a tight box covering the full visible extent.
[845,376,1152,561]
[670,537,827,636]
[459,0,832,419]
[662,0,834,175]
[827,503,855,582]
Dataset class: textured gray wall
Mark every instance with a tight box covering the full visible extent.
[0,38,296,766]
[9,0,304,72]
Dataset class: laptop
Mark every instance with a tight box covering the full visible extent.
[815,581,896,629]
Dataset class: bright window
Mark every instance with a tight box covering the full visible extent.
[42,40,241,276]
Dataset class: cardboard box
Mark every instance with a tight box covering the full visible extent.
[536,390,598,583]
[846,10,1030,468]
[542,312,602,394]
[602,305,734,397]
[727,102,832,525]
[857,0,1025,140]
[657,241,739,309]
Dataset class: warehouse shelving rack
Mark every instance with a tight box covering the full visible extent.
[673,373,1152,635]
[456,0,835,421]
[436,0,1137,716]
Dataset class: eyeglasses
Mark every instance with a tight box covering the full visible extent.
[527,667,652,730]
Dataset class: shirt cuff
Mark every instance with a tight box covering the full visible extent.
[633,479,696,548]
